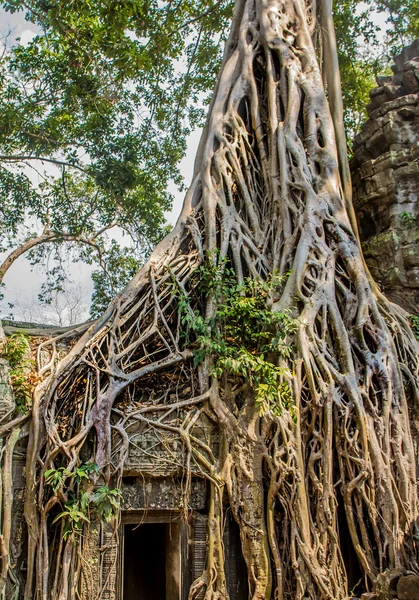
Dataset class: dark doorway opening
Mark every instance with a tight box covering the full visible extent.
[336,489,364,596]
[124,523,166,600]
[224,510,249,600]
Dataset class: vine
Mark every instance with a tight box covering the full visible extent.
[174,258,297,416]
[1,333,36,413]
[45,462,121,540]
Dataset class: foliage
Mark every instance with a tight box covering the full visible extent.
[0,0,233,312]
[334,0,382,144]
[340,0,419,134]
[374,0,419,52]
[334,0,419,143]
[52,499,89,541]
[45,462,120,540]
[1,332,35,412]
[410,314,419,339]
[44,461,100,492]
[91,486,122,522]
[174,258,297,416]
[44,467,71,493]
[400,211,416,227]
[1,0,419,318]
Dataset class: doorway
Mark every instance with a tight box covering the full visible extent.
[122,519,182,600]
[124,523,166,600]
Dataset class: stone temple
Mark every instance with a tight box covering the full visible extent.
[1,317,249,600]
[2,41,419,600]
[352,40,419,313]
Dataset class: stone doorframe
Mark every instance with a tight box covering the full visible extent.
[108,509,205,600]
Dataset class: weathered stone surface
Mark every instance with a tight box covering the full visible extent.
[0,321,15,418]
[397,575,419,600]
[393,40,419,73]
[79,518,101,600]
[360,593,377,600]
[0,357,14,418]
[352,41,419,312]
[121,476,207,510]
[374,568,406,600]
[123,412,218,477]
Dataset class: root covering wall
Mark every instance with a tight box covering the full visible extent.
[1,2,419,600]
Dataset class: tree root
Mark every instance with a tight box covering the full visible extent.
[1,0,419,598]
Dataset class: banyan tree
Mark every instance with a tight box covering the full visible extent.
[1,0,419,598]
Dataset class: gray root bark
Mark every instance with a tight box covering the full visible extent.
[1,0,419,599]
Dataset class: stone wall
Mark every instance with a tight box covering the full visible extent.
[0,322,15,419]
[352,40,419,312]
[352,46,419,600]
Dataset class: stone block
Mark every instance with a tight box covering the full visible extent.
[124,430,184,476]
[361,594,377,600]
[375,568,406,600]
[403,69,419,93]
[352,45,419,313]
[376,75,393,87]
[393,39,419,72]
[79,518,101,600]
[404,59,419,71]
[397,575,419,600]
[121,476,207,510]
[383,84,402,100]
[402,244,419,268]
[0,357,15,418]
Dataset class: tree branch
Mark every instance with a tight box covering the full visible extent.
[0,231,105,284]
[0,155,89,175]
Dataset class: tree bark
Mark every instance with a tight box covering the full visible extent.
[2,1,419,599]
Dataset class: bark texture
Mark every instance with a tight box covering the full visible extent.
[1,1,419,599]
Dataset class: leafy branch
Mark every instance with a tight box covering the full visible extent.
[1,333,36,412]
[171,255,297,416]
[44,462,121,540]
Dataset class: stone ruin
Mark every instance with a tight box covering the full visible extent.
[0,320,248,600]
[352,40,419,314]
[2,42,419,600]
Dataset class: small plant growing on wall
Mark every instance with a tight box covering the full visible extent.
[45,462,121,540]
[410,314,419,339]
[400,211,416,227]
[1,333,36,412]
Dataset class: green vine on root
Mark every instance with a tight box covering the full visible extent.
[172,256,298,416]
[1,333,35,413]
[45,463,121,541]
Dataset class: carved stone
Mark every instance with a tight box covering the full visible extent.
[121,476,207,511]
[0,321,15,418]
[352,41,419,312]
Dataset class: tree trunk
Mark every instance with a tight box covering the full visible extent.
[2,0,419,598]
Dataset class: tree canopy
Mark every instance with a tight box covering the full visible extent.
[0,0,233,314]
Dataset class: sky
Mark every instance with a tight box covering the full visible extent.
[0,4,389,324]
